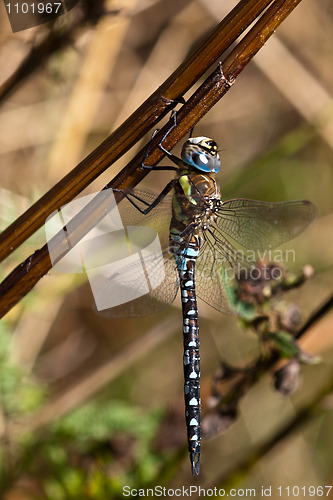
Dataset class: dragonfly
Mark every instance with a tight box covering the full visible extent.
[98,126,316,476]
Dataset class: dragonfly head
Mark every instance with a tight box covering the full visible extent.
[181,136,220,173]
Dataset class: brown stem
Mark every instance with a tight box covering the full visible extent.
[216,379,333,488]
[296,292,333,339]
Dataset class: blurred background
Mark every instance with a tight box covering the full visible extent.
[0,0,332,498]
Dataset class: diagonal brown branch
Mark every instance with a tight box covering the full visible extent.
[0,0,303,318]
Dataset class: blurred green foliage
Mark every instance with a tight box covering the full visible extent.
[0,320,168,499]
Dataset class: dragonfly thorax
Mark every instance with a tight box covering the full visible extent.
[170,172,222,255]
[181,136,220,173]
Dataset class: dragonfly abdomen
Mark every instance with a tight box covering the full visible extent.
[176,249,201,476]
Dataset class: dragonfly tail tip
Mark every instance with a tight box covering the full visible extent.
[190,452,200,476]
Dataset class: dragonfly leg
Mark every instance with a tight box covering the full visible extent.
[158,110,176,157]
[142,106,188,170]
[113,180,175,215]
[141,129,158,170]
[141,128,178,172]
[160,95,185,106]
[157,111,187,169]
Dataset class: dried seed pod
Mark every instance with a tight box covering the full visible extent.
[274,359,301,396]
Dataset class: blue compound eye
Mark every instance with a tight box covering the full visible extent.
[181,137,220,173]
[192,152,216,171]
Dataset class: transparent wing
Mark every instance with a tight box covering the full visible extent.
[114,188,173,244]
[213,199,317,251]
[94,188,180,318]
[195,199,317,313]
[95,248,179,317]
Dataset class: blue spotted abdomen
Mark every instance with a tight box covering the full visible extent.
[176,245,201,475]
